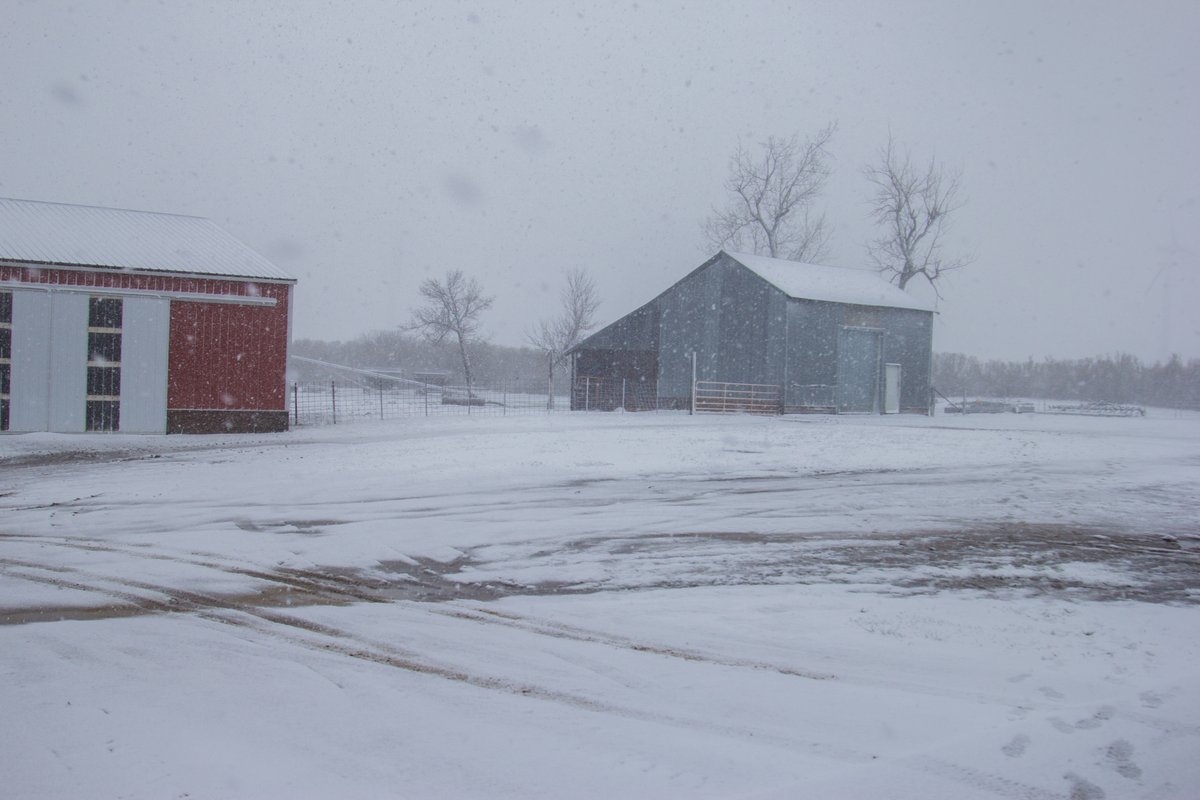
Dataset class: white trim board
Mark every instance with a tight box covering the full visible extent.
[1,281,277,307]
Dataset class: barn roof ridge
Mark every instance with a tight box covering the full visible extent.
[0,196,205,220]
[0,197,294,282]
[722,250,934,312]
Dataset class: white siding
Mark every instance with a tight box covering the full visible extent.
[47,293,89,432]
[119,296,169,433]
[8,290,51,431]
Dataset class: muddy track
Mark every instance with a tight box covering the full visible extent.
[0,558,871,763]
[9,555,1078,800]
[0,533,408,605]
[0,534,837,680]
[1,537,1062,705]
[2,533,1164,798]
[509,524,1200,604]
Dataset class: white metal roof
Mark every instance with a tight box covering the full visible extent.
[725,251,933,312]
[0,197,294,281]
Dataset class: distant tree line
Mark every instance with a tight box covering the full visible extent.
[934,352,1200,410]
[293,267,599,397]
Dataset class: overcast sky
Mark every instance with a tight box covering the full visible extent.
[3,1,1198,363]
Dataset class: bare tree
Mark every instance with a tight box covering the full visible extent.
[527,268,600,409]
[865,136,968,294]
[704,123,836,263]
[410,270,493,394]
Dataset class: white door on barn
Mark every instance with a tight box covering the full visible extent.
[119,296,170,433]
[8,289,52,431]
[884,363,901,414]
[10,290,90,432]
[48,293,89,432]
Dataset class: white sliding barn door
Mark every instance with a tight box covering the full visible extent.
[9,291,89,432]
[12,291,91,432]
[8,290,52,432]
[119,296,170,433]
[48,293,89,432]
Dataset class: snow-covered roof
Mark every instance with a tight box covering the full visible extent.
[725,251,933,312]
[0,197,294,281]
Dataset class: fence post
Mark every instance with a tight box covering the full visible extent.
[293,382,299,426]
[690,352,697,415]
[621,379,626,411]
[379,384,384,420]
[425,385,429,417]
[331,380,337,425]
[503,381,507,416]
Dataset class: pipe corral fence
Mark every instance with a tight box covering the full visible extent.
[693,381,782,415]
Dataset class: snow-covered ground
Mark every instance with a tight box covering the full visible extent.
[2,410,1198,798]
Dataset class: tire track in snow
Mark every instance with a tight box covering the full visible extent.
[0,558,875,763]
[0,533,391,605]
[428,604,837,680]
[0,533,841,680]
[0,557,1096,800]
[0,533,844,680]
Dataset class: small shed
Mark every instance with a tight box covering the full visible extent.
[0,198,296,433]
[570,250,934,414]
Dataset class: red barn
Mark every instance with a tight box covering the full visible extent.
[0,198,296,434]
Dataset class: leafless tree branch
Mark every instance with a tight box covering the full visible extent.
[704,123,836,263]
[527,268,600,409]
[409,269,494,392]
[864,136,970,295]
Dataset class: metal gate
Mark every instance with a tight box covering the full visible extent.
[693,381,782,415]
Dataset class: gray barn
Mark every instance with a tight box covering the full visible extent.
[570,251,934,414]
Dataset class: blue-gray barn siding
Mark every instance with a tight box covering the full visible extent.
[574,254,933,412]
[651,257,790,403]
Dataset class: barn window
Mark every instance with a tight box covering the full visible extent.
[86,296,122,431]
[89,297,123,329]
[0,291,9,431]
[88,331,122,363]
[86,366,121,396]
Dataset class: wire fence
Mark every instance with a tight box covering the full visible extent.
[570,376,662,412]
[937,396,1149,416]
[291,381,572,426]
[291,376,1165,428]
[790,384,837,410]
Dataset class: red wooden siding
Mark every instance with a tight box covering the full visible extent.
[168,301,288,411]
